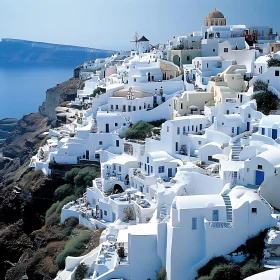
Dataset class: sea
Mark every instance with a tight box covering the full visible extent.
[0,64,75,120]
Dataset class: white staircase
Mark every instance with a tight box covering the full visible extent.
[222,195,233,222]
[230,138,241,161]
[91,119,98,133]
[95,178,103,192]
[158,204,167,222]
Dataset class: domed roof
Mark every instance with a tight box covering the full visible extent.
[206,9,225,19]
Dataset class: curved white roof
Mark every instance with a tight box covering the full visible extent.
[259,115,280,128]
[255,55,270,64]
[256,147,280,166]
[244,268,280,280]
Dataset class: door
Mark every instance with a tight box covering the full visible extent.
[247,122,250,131]
[255,170,264,185]
[112,212,116,221]
[86,150,89,160]
[212,210,219,221]
[272,129,278,140]
[100,209,103,219]
[147,165,150,176]
[106,123,109,133]
[237,127,240,135]
[168,168,172,177]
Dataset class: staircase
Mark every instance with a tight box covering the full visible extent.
[91,119,98,133]
[95,178,103,192]
[230,138,241,161]
[222,195,233,222]
[158,204,167,222]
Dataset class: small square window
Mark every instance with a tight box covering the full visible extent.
[252,208,257,213]
[258,165,262,170]
[224,48,228,52]
[159,166,164,173]
[99,141,103,145]
[104,210,107,216]
[198,141,202,145]
[275,70,280,77]
[115,123,118,127]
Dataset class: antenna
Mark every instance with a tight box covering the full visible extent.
[130,32,139,50]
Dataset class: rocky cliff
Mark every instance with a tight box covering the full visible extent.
[0,76,84,279]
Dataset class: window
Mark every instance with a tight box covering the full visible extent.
[248,114,251,118]
[181,103,183,109]
[224,48,229,52]
[213,49,215,52]
[116,105,119,110]
[111,105,113,110]
[192,218,197,230]
[232,127,234,133]
[167,126,169,132]
[212,210,219,221]
[139,106,142,110]
[262,128,265,135]
[252,208,257,214]
[159,166,164,173]
[147,157,149,163]
[133,106,136,111]
[268,80,270,83]
[134,78,136,82]
[123,123,126,126]
[192,125,194,131]
[145,164,147,171]
[275,70,280,77]
[113,164,116,170]
[188,126,190,131]
[207,63,209,68]
[104,210,107,216]
[99,141,103,145]
[258,165,262,170]
[151,166,153,173]
[183,126,186,134]
[116,140,119,147]
[198,141,202,145]
[175,142,178,151]
[119,166,121,172]
[247,168,250,172]
[177,127,180,135]
[115,123,118,127]
[232,77,234,80]
[187,56,190,61]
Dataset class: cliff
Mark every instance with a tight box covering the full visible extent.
[39,78,80,120]
[0,38,115,65]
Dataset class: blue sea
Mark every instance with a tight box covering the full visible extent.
[0,65,74,120]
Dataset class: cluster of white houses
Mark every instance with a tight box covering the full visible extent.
[29,9,280,280]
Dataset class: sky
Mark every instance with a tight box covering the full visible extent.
[1,0,280,51]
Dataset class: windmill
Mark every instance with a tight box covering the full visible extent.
[130,32,140,50]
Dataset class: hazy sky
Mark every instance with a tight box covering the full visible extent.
[1,0,280,51]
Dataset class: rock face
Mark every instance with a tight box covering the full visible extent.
[39,78,80,120]
[0,77,81,278]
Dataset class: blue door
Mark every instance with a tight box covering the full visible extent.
[255,170,264,185]
[112,212,116,221]
[247,122,250,131]
[272,129,278,140]
[237,127,240,135]
[212,116,214,123]
[168,168,172,177]
[148,165,150,175]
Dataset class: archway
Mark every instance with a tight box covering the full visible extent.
[113,184,124,194]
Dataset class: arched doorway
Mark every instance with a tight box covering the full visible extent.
[113,184,124,194]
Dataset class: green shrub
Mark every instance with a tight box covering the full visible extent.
[56,195,77,214]
[268,57,280,67]
[210,263,241,280]
[253,80,268,92]
[22,170,44,186]
[46,201,60,219]
[65,168,80,182]
[197,256,229,277]
[241,258,264,278]
[73,166,99,188]
[75,262,89,280]
[54,184,75,201]
[56,231,92,269]
[117,246,125,258]
[156,267,167,280]
[251,90,279,115]
[124,121,154,140]
[148,119,166,127]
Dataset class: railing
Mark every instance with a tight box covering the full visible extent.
[259,194,274,214]
[207,221,233,229]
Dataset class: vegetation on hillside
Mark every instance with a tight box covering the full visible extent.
[267,56,280,68]
[124,119,166,140]
[196,230,267,280]
[251,81,279,115]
